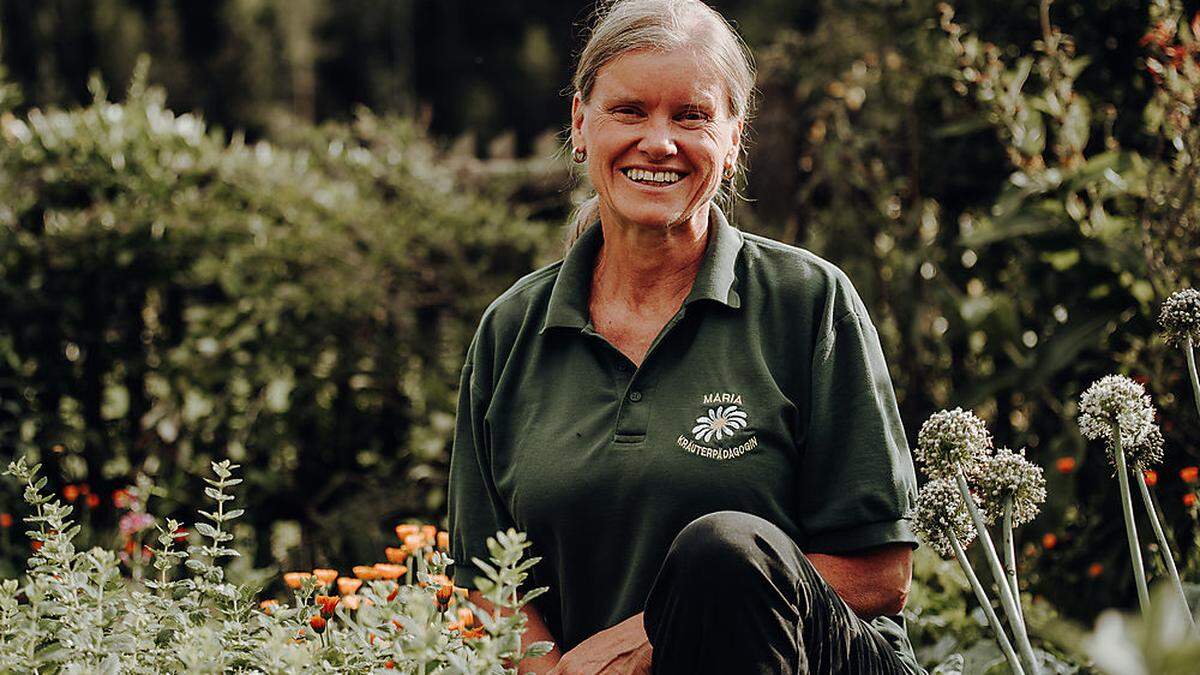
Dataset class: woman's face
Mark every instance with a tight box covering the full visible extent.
[571,47,743,232]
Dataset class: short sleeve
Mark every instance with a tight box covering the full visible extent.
[446,344,517,590]
[797,308,919,554]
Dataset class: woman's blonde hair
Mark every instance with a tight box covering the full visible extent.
[565,0,756,248]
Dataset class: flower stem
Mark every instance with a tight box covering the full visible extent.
[955,470,1040,674]
[1186,337,1200,420]
[1002,496,1025,627]
[949,532,1025,675]
[1111,428,1151,614]
[1135,468,1195,629]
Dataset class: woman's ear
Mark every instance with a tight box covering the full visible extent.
[570,91,586,151]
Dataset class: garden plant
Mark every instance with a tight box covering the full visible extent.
[0,457,551,673]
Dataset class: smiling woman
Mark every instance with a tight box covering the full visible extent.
[446,1,926,674]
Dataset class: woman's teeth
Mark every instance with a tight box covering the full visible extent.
[623,168,683,185]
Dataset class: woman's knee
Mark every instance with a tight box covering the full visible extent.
[665,510,795,583]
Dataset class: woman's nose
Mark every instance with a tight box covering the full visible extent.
[637,118,677,159]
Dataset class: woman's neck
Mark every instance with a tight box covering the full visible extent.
[591,204,710,312]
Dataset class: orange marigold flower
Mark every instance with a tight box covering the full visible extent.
[387,584,399,603]
[395,524,421,541]
[393,618,404,632]
[313,568,338,586]
[437,531,449,550]
[1180,466,1199,484]
[1042,533,1058,550]
[1087,562,1104,578]
[436,583,455,609]
[32,540,43,552]
[63,484,80,502]
[284,571,313,589]
[385,546,409,564]
[259,599,279,615]
[112,488,132,509]
[374,563,406,580]
[460,607,480,625]
[385,661,396,669]
[0,513,12,528]
[1055,457,1076,474]
[1143,470,1158,487]
[353,565,381,581]
[309,615,326,634]
[422,524,437,545]
[403,533,425,552]
[315,594,339,617]
[342,594,362,611]
[337,577,363,595]
[85,493,100,508]
[1185,493,1198,507]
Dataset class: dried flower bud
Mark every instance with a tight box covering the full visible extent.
[1159,288,1200,346]
[309,615,326,634]
[1078,375,1158,457]
[911,478,977,559]
[969,447,1046,526]
[915,408,992,478]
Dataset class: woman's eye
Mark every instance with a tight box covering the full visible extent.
[679,111,711,126]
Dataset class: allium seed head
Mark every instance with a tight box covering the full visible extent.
[969,447,1046,526]
[1108,425,1165,472]
[1078,375,1158,456]
[1159,288,1200,346]
[911,478,976,559]
[915,408,993,478]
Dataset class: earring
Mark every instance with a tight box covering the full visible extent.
[572,147,587,163]
[723,164,736,180]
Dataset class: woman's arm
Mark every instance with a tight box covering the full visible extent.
[466,589,563,674]
[806,543,913,619]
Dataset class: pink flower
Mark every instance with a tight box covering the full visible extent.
[118,511,155,536]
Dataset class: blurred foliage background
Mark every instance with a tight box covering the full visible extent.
[2,0,1200,663]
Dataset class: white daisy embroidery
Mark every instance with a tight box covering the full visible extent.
[692,405,748,443]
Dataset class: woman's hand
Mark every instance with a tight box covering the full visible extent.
[546,612,653,675]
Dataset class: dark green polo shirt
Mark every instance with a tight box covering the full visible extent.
[447,206,921,668]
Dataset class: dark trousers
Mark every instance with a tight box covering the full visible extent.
[642,510,919,675]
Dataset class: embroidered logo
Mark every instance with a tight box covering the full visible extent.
[692,405,748,443]
[676,392,758,461]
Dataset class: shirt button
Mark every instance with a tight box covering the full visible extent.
[629,391,643,402]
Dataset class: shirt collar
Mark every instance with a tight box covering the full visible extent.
[541,205,744,334]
